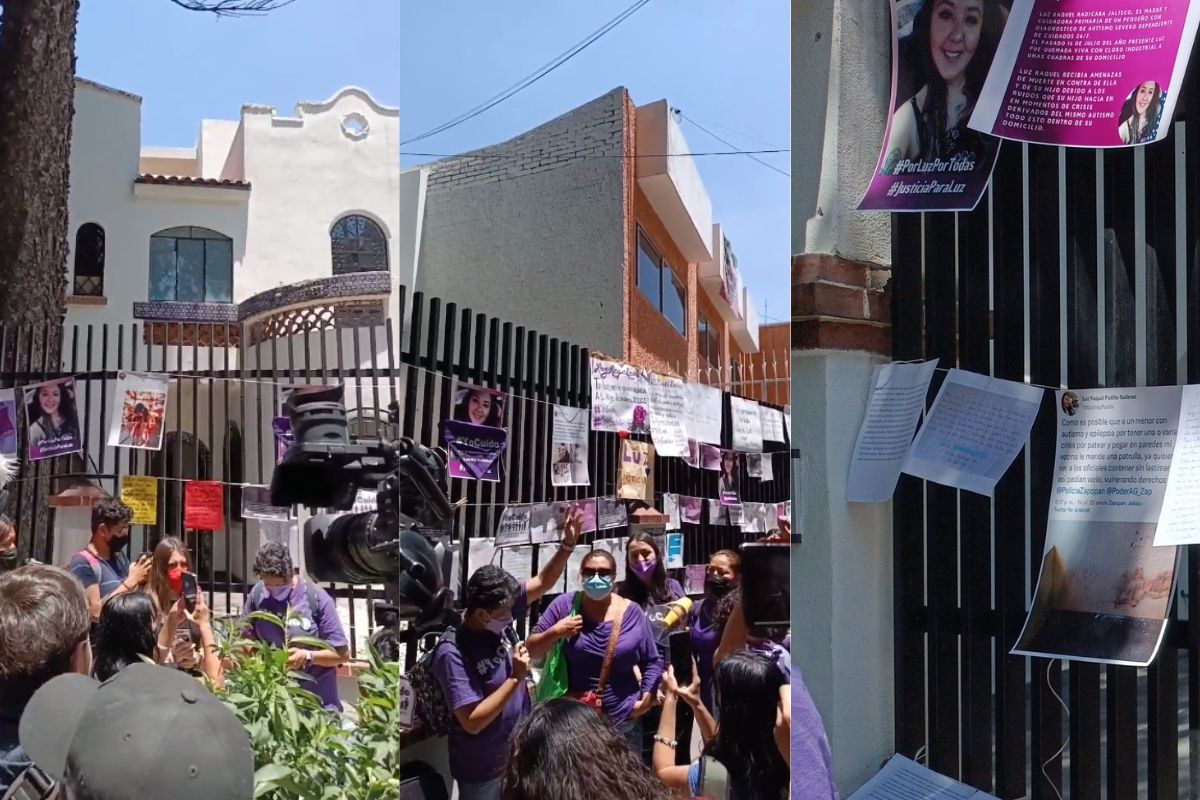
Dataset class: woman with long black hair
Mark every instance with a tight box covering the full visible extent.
[654,651,791,800]
[615,531,684,611]
[499,698,671,800]
[690,549,740,709]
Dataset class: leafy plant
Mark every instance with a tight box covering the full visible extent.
[211,610,400,800]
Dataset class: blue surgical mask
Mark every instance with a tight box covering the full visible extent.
[267,586,291,602]
[583,574,613,601]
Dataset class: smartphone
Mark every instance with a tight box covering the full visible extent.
[738,543,789,629]
[668,630,693,686]
[181,572,198,613]
[138,551,153,562]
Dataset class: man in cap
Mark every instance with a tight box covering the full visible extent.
[6,662,254,799]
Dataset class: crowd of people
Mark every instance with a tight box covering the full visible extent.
[425,506,838,800]
[0,498,356,799]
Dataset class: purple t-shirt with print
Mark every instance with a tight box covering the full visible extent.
[431,589,532,784]
[243,581,348,712]
[533,593,663,723]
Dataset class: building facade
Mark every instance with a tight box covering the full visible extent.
[411,88,770,389]
[50,78,400,581]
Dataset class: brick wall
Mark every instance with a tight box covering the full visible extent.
[792,254,891,355]
[417,88,629,357]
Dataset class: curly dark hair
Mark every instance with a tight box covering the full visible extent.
[500,698,671,800]
[464,564,519,613]
[90,497,133,536]
[92,592,156,682]
[252,542,294,580]
[706,651,789,799]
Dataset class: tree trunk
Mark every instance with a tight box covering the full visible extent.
[0,0,77,561]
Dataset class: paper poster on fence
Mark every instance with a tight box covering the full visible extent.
[848,360,939,503]
[1013,387,1182,667]
[184,481,224,531]
[108,372,168,451]
[500,546,539,580]
[847,754,1000,800]
[902,368,1043,496]
[442,420,507,483]
[496,504,532,547]
[590,356,651,434]
[700,444,722,471]
[452,382,507,428]
[970,0,1200,149]
[617,440,654,502]
[681,496,702,525]
[531,502,575,545]
[648,374,689,458]
[1155,385,1200,546]
[730,397,764,453]
[273,417,293,463]
[121,476,158,526]
[684,383,723,445]
[0,389,17,458]
[718,450,741,506]
[760,454,774,482]
[760,406,786,443]
[594,497,628,530]
[746,453,763,478]
[564,544,593,593]
[25,377,82,461]
[240,486,291,521]
[666,533,684,569]
[857,0,1008,212]
[551,405,589,487]
[662,493,681,531]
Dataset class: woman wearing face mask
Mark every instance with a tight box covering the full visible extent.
[690,549,740,710]
[615,532,684,611]
[527,550,663,752]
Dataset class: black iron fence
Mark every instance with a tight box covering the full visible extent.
[891,34,1200,799]
[397,288,791,667]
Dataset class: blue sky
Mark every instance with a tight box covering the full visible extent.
[76,0,401,147]
[399,1,790,325]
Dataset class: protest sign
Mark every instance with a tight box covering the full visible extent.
[121,476,158,526]
[590,356,651,434]
[184,481,224,531]
[848,360,939,502]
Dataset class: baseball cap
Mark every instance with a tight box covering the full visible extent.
[18,662,254,799]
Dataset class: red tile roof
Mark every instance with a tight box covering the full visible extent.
[135,174,250,189]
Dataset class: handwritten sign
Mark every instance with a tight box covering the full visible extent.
[760,405,786,443]
[617,440,654,502]
[648,374,688,458]
[496,504,532,547]
[684,383,723,445]
[730,396,764,453]
[121,476,158,526]
[590,356,651,434]
[184,481,224,531]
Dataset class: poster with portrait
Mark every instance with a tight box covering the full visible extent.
[718,450,741,506]
[452,383,507,428]
[590,356,651,435]
[551,405,590,487]
[25,377,82,461]
[108,372,169,451]
[970,0,1200,148]
[441,420,507,483]
[0,389,17,458]
[858,0,1011,212]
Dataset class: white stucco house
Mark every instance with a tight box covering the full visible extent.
[51,78,400,585]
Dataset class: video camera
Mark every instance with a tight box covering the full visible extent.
[269,385,455,626]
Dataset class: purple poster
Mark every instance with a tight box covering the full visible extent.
[441,419,506,483]
[971,0,1200,148]
[25,377,83,461]
[858,0,1011,212]
[272,417,293,463]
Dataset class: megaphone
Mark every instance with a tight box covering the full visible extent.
[647,596,693,645]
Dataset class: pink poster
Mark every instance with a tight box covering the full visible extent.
[971,0,1200,147]
[858,0,1011,212]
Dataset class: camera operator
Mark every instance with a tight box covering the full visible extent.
[431,505,582,800]
[239,542,349,712]
[0,566,92,795]
[66,500,148,623]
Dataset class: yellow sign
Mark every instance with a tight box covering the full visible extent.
[121,476,158,526]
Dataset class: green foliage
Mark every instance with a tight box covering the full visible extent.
[212,610,400,800]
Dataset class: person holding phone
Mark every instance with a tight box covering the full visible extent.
[145,537,204,672]
[67,498,147,622]
[430,505,582,800]
[526,550,663,753]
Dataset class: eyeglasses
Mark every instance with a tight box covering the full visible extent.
[581,568,615,579]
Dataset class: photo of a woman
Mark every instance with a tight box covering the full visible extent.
[26,378,82,460]
[719,450,740,506]
[453,383,506,428]
[1117,81,1164,145]
[1061,391,1080,417]
[882,0,1007,174]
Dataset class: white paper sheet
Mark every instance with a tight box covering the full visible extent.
[684,564,707,594]
[590,357,651,433]
[760,405,786,443]
[760,453,774,482]
[1155,384,1200,546]
[746,453,763,478]
[740,502,769,533]
[530,502,569,545]
[501,545,539,580]
[648,374,689,458]
[684,383,724,445]
[730,396,765,453]
[596,497,628,530]
[564,544,593,594]
[496,504,532,547]
[552,405,590,486]
[784,405,791,440]
[847,754,998,799]
[902,369,1043,497]
[467,537,498,577]
[847,360,939,502]
[662,493,681,531]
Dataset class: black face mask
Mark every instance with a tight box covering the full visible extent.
[705,574,733,598]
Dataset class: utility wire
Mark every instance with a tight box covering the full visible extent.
[676,111,790,178]
[400,148,788,160]
[402,0,652,146]
[678,115,784,150]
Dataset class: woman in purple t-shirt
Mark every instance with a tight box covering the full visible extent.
[689,549,740,711]
[527,549,663,751]
[615,532,684,611]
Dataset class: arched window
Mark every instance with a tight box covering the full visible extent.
[330,214,388,275]
[149,226,233,303]
[74,223,105,297]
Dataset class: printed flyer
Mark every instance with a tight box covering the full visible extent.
[452,383,507,428]
[0,389,16,458]
[1013,386,1182,666]
[971,0,1200,148]
[858,0,1010,212]
[108,371,169,451]
[551,405,590,487]
[25,377,82,461]
[590,356,651,434]
[441,420,507,483]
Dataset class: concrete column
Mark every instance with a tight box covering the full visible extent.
[791,0,897,794]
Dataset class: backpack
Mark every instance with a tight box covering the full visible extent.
[404,626,458,736]
[74,549,104,587]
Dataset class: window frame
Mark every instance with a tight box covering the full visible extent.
[73,222,106,297]
[148,226,233,303]
[330,214,389,275]
[634,226,687,336]
[698,312,721,369]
